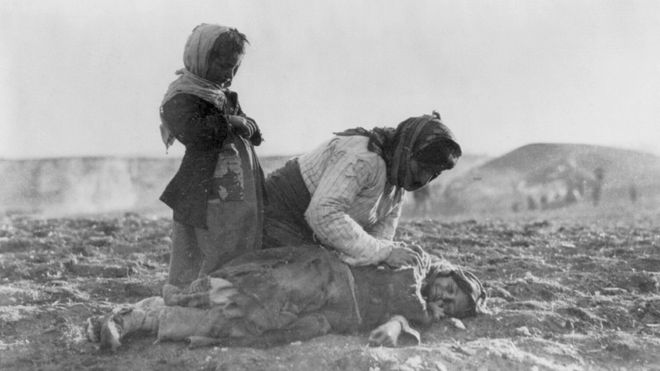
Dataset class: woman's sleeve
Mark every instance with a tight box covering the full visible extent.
[304,153,394,266]
[160,94,229,150]
[364,202,403,240]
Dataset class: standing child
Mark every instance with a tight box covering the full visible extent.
[159,23,265,287]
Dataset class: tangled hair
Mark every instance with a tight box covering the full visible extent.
[421,258,487,319]
[210,28,249,59]
[420,262,447,300]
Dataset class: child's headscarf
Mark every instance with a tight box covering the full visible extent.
[159,24,232,149]
[423,256,488,318]
[335,112,461,188]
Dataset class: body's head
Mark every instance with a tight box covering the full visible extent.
[422,261,486,319]
[389,112,462,191]
[183,24,248,87]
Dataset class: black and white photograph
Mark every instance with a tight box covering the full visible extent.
[1,1,659,370]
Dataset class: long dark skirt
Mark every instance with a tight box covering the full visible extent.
[168,136,264,287]
[263,159,316,248]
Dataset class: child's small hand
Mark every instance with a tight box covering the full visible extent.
[226,115,254,139]
[428,300,446,321]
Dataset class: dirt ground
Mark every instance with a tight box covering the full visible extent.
[1,202,659,370]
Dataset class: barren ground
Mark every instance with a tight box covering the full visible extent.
[1,202,659,370]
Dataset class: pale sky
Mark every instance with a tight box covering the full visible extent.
[1,0,659,159]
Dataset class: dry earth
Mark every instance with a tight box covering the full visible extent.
[1,202,660,370]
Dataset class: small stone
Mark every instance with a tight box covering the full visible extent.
[449,318,466,330]
[515,326,531,336]
[601,287,628,295]
[404,355,423,368]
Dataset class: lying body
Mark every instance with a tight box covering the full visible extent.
[86,245,486,351]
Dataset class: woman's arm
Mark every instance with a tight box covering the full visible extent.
[304,153,394,266]
[364,201,403,240]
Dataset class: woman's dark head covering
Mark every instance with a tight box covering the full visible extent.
[335,111,462,187]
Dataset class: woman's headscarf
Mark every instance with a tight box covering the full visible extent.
[159,24,232,149]
[335,111,461,188]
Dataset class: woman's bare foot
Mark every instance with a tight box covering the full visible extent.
[85,297,164,351]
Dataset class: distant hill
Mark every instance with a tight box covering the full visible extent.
[405,153,491,198]
[440,143,660,214]
[401,153,492,217]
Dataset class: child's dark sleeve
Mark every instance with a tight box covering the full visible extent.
[227,91,263,146]
[160,94,229,150]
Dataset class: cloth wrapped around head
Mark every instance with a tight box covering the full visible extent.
[159,23,245,149]
[335,111,462,188]
[422,257,488,318]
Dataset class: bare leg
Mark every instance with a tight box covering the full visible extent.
[169,221,202,287]
[87,278,242,351]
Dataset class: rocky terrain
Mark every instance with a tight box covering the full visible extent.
[1,201,659,370]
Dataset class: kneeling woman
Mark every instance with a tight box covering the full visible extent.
[86,245,486,351]
[263,111,462,269]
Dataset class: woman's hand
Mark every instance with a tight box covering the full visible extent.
[384,243,424,268]
[368,315,421,347]
[368,318,402,347]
